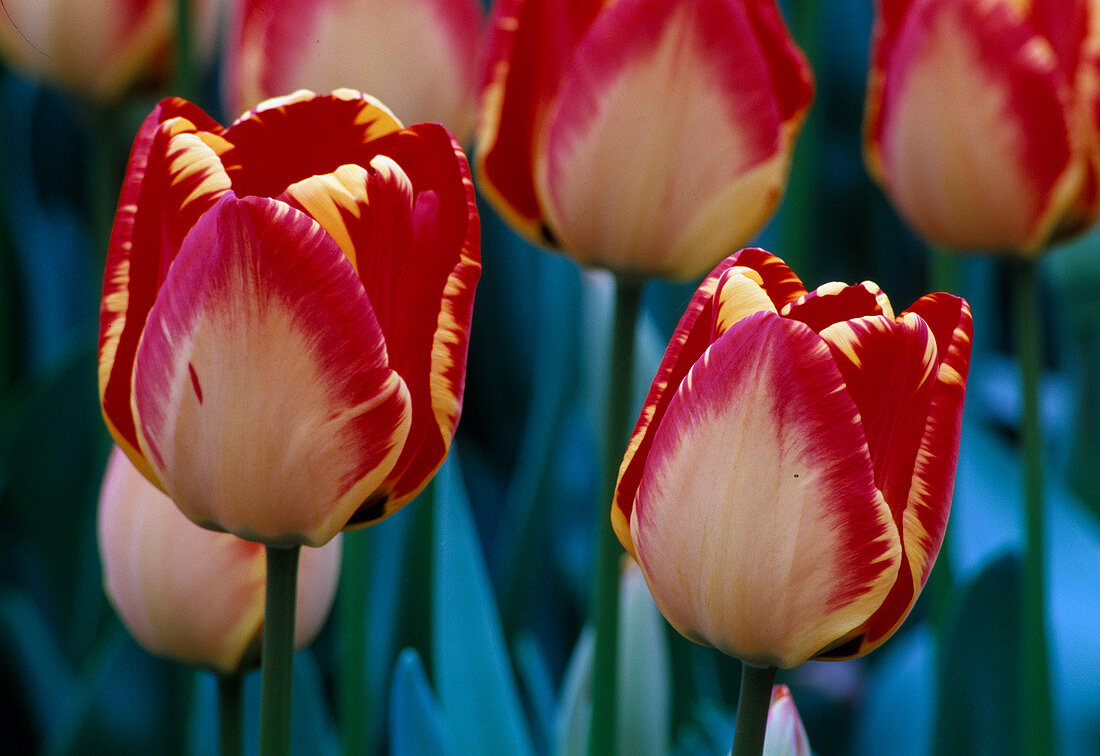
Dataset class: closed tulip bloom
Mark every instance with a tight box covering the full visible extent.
[225,0,483,142]
[865,0,1100,254]
[763,685,811,756]
[613,249,972,668]
[476,0,813,279]
[98,89,480,547]
[0,0,217,101]
[98,447,341,675]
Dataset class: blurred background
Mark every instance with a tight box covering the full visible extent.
[1,0,1098,754]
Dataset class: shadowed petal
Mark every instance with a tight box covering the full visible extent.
[631,313,900,668]
[131,195,412,547]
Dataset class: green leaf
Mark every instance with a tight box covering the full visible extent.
[430,455,534,756]
[390,648,454,756]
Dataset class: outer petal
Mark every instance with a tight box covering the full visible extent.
[98,447,342,674]
[612,249,803,551]
[99,97,232,478]
[226,0,483,140]
[631,313,901,668]
[476,0,605,241]
[131,195,412,546]
[535,0,812,278]
[866,0,1079,253]
[763,685,812,756]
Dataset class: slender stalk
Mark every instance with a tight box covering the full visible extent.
[174,0,198,103]
[587,277,645,756]
[339,529,371,756]
[218,674,244,756]
[259,545,301,756]
[926,245,960,633]
[730,664,777,756]
[1011,258,1053,755]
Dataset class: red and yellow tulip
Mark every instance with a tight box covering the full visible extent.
[865,0,1100,254]
[98,447,341,674]
[476,0,813,279]
[0,0,217,101]
[98,89,480,547]
[224,0,483,142]
[612,249,972,668]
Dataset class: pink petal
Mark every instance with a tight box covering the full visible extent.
[131,195,412,547]
[226,0,482,140]
[867,0,1078,252]
[537,0,812,277]
[631,313,900,668]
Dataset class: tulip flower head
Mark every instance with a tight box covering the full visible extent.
[98,447,341,674]
[865,0,1100,254]
[0,0,217,101]
[98,90,480,547]
[224,0,483,142]
[613,249,972,668]
[763,685,812,756]
[476,0,813,279]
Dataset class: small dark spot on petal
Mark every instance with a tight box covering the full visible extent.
[188,363,203,404]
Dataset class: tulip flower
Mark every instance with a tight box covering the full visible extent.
[476,0,813,279]
[762,685,811,756]
[224,0,483,142]
[98,447,341,674]
[612,248,972,668]
[97,89,480,547]
[0,0,217,101]
[864,0,1100,254]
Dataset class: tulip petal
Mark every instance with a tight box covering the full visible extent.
[131,195,412,546]
[536,0,812,277]
[99,98,233,476]
[612,248,804,551]
[814,298,971,658]
[223,89,405,200]
[476,0,606,241]
[227,0,482,138]
[631,313,901,668]
[867,0,1078,251]
[783,281,895,331]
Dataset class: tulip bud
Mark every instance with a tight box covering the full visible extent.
[614,248,972,668]
[98,447,341,675]
[865,0,1100,254]
[224,0,483,142]
[476,0,813,279]
[763,685,812,756]
[0,0,218,101]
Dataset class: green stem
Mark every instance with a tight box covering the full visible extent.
[731,664,777,756]
[218,674,244,756]
[926,245,960,634]
[1011,258,1053,755]
[339,529,371,756]
[259,545,300,756]
[174,0,198,103]
[587,277,645,756]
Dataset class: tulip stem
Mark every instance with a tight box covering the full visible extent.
[174,0,198,104]
[218,674,244,756]
[731,664,777,756]
[338,529,372,756]
[259,544,300,756]
[587,277,644,756]
[1011,258,1054,755]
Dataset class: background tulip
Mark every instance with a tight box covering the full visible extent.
[613,248,972,668]
[98,447,341,674]
[475,0,813,279]
[864,0,1100,254]
[97,89,480,547]
[224,0,483,142]
[0,0,218,101]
